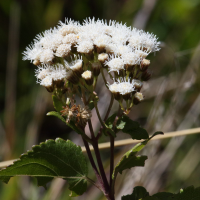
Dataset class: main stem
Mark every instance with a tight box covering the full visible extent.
[88,120,110,197]
[81,136,106,194]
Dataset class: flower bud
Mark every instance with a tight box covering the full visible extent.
[133,92,144,105]
[33,59,41,66]
[140,59,150,71]
[40,76,54,92]
[66,70,79,85]
[91,62,101,76]
[141,70,152,81]
[81,70,93,85]
[98,53,109,64]
[70,60,83,77]
[133,79,143,91]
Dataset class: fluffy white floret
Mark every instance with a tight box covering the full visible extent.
[122,52,141,65]
[105,56,124,73]
[94,34,111,48]
[35,65,53,81]
[55,44,71,57]
[51,65,67,81]
[40,76,53,87]
[77,40,94,53]
[63,34,78,44]
[40,49,54,64]
[108,78,135,95]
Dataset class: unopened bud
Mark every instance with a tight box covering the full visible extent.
[141,70,152,81]
[140,59,150,71]
[33,60,41,66]
[70,60,83,77]
[133,92,144,105]
[91,62,101,76]
[66,70,79,84]
[81,70,93,85]
[98,53,109,64]
[133,79,143,91]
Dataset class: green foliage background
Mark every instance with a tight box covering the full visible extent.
[1,0,200,199]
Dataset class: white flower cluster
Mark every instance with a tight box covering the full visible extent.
[23,18,160,106]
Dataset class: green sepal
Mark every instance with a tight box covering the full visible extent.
[0,138,88,196]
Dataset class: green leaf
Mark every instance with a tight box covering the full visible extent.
[113,134,160,181]
[47,111,66,123]
[150,131,164,139]
[102,113,117,137]
[113,139,150,179]
[116,115,139,130]
[47,112,84,135]
[152,192,174,200]
[105,113,117,129]
[121,186,149,200]
[170,186,200,200]
[116,115,149,140]
[88,100,94,110]
[0,138,88,196]
[52,95,64,112]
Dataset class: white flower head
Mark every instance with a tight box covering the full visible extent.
[105,55,124,73]
[76,40,94,53]
[35,65,53,82]
[94,34,111,48]
[63,33,79,45]
[40,76,53,87]
[51,65,67,81]
[117,78,135,95]
[55,44,71,57]
[135,49,148,59]
[58,19,80,35]
[122,52,141,65]
[40,49,54,64]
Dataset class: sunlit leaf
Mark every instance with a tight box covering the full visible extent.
[0,138,88,196]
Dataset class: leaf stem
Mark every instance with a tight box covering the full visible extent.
[101,68,109,89]
[94,103,107,130]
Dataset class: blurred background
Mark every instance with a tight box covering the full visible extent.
[1,0,200,199]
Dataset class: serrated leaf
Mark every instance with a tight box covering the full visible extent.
[0,138,88,196]
[52,95,64,112]
[121,186,149,200]
[170,186,200,200]
[47,111,84,135]
[47,111,66,123]
[116,115,149,140]
[126,127,149,140]
[116,115,139,130]
[113,140,149,178]
[113,136,157,181]
[152,192,174,200]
